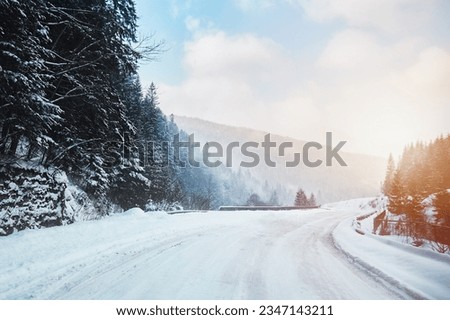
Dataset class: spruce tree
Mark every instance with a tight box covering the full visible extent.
[308,193,317,206]
[294,189,308,207]
[269,190,280,206]
[382,153,395,196]
[434,191,450,227]
[0,0,61,158]
[388,170,404,214]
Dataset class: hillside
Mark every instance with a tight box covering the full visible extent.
[175,116,387,203]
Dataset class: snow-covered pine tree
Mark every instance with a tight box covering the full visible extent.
[387,170,404,214]
[268,190,280,206]
[39,0,145,211]
[382,154,395,196]
[247,193,264,206]
[308,193,317,206]
[294,189,308,207]
[0,0,61,159]
[434,191,450,227]
[139,84,172,203]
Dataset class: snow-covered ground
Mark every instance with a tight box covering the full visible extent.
[1,204,449,299]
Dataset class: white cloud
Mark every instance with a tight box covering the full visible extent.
[183,32,287,81]
[312,37,450,155]
[158,31,319,138]
[296,0,435,33]
[318,29,390,70]
[391,47,450,107]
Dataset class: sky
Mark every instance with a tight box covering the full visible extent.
[135,0,450,158]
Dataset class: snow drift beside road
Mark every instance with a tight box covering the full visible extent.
[330,198,450,299]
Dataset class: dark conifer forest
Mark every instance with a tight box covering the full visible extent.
[0,0,224,235]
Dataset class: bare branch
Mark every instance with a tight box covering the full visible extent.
[46,138,103,166]
[133,34,166,63]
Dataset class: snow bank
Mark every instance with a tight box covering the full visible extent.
[332,199,450,299]
[323,197,385,212]
[115,207,146,216]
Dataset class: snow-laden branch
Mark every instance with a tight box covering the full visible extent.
[46,138,103,166]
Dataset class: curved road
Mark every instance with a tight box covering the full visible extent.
[0,209,408,299]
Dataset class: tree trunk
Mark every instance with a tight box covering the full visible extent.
[7,135,19,156]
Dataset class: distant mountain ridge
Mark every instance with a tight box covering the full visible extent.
[174,115,387,204]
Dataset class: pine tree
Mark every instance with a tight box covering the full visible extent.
[139,85,172,203]
[382,153,395,196]
[404,195,424,220]
[308,193,317,206]
[294,189,308,207]
[269,190,280,206]
[247,193,264,206]
[388,170,404,214]
[434,191,450,227]
[0,0,61,158]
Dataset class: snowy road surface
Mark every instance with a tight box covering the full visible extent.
[1,208,449,299]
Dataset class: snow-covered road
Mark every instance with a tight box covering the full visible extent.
[0,208,447,299]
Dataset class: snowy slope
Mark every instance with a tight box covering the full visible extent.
[174,115,387,203]
[1,206,448,299]
[329,198,450,299]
